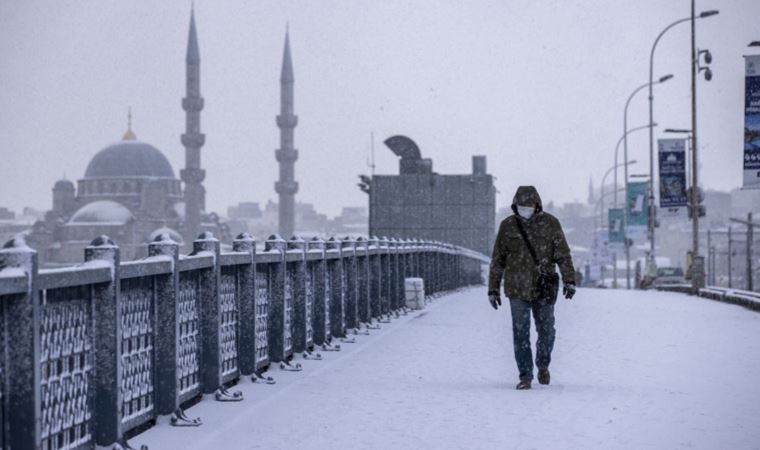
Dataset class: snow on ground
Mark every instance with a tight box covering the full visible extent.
[134,287,760,450]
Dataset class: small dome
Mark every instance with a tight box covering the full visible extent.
[147,227,184,245]
[54,179,75,190]
[69,201,133,224]
[84,140,175,179]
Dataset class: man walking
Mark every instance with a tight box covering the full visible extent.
[488,186,576,390]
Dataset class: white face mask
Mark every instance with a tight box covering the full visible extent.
[517,205,535,219]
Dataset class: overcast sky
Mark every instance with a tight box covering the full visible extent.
[0,0,757,217]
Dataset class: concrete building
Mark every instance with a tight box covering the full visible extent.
[366,135,495,254]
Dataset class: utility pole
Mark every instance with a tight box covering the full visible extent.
[728,226,733,288]
[689,0,702,291]
[707,230,712,285]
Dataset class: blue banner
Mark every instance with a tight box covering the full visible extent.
[745,55,760,189]
[658,138,688,207]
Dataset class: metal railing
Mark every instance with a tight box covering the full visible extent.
[656,283,760,312]
[0,231,487,449]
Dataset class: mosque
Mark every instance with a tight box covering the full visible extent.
[28,9,240,266]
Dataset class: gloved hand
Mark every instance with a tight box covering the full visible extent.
[488,292,502,310]
[563,283,576,300]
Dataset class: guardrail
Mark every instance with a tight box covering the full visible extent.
[656,284,760,313]
[0,231,487,449]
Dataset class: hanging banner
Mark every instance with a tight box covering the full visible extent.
[658,138,688,207]
[744,54,760,189]
[626,181,648,239]
[608,208,624,245]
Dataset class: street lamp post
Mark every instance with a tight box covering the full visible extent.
[623,75,672,289]
[690,3,719,291]
[646,7,718,284]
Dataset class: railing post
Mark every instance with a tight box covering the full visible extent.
[148,233,181,416]
[0,237,40,450]
[265,234,288,363]
[341,236,358,330]
[233,232,257,375]
[326,237,345,338]
[85,235,122,446]
[388,238,399,312]
[378,237,391,316]
[288,236,310,354]
[308,237,328,346]
[368,236,381,320]
[193,232,222,393]
[355,236,371,325]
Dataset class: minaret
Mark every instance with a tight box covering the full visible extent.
[275,29,298,238]
[180,7,206,243]
[587,176,595,205]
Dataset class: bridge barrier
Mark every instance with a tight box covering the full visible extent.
[656,284,760,312]
[0,232,487,449]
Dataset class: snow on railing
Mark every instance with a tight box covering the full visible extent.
[0,231,486,449]
[657,284,760,312]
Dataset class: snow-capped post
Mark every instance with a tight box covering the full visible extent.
[264,234,288,363]
[379,237,391,317]
[340,236,359,330]
[233,232,257,376]
[307,237,328,347]
[148,232,181,416]
[367,236,381,320]
[394,238,403,310]
[84,235,122,446]
[193,231,222,394]
[0,236,40,450]
[325,237,345,338]
[355,236,372,326]
[287,235,310,354]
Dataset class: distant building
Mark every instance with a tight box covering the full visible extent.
[0,207,15,221]
[27,9,228,266]
[365,135,495,254]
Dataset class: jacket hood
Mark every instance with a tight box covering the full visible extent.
[511,185,543,214]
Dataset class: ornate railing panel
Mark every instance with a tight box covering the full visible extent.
[255,265,270,370]
[219,266,239,382]
[177,270,201,402]
[40,285,94,450]
[283,266,294,358]
[119,277,155,431]
[304,263,314,349]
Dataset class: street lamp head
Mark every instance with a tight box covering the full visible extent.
[658,74,674,83]
[664,128,692,134]
[749,41,760,47]
[704,67,713,81]
[699,10,719,18]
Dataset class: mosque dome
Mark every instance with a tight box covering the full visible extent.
[84,139,175,179]
[69,200,133,224]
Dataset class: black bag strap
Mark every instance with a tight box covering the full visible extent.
[514,217,540,268]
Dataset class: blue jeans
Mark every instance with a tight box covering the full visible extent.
[509,298,555,380]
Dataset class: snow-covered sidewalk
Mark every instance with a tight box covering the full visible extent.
[134,287,760,450]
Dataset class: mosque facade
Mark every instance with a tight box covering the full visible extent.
[28,10,229,266]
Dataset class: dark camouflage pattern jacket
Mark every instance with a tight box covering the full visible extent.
[488,186,575,301]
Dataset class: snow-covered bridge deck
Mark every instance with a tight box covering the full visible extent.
[135,287,759,450]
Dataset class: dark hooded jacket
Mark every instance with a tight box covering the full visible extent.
[488,186,575,301]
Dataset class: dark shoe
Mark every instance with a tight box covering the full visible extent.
[516,378,532,390]
[538,368,550,385]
